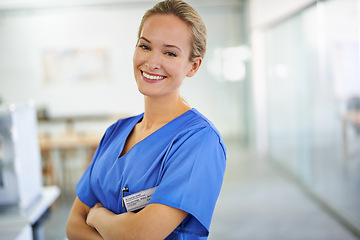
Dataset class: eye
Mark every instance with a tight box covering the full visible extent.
[165,51,177,57]
[139,44,150,51]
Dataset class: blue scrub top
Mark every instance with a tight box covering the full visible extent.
[77,108,226,239]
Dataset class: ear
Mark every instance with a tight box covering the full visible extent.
[186,57,202,78]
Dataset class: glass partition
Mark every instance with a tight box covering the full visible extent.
[265,0,360,231]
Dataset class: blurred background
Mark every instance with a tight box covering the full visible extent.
[0,0,359,239]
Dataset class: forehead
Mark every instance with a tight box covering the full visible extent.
[140,14,192,48]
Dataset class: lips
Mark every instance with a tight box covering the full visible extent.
[141,71,166,83]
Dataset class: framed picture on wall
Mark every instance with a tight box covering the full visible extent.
[42,47,110,85]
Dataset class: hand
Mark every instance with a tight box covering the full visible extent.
[86,202,104,228]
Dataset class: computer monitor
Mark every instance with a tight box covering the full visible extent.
[0,103,42,209]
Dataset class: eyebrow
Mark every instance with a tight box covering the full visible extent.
[139,37,183,52]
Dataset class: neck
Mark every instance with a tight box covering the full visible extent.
[141,93,191,129]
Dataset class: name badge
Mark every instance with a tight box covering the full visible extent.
[123,187,157,212]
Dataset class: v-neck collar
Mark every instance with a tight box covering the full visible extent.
[118,109,195,159]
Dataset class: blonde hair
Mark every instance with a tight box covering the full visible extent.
[137,0,207,61]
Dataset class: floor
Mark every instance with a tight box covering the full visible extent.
[41,141,360,240]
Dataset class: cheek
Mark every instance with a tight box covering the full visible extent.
[133,50,144,67]
[133,52,142,80]
[133,52,139,66]
[167,61,189,77]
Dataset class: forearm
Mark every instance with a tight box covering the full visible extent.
[66,197,103,240]
[87,207,137,240]
[66,216,103,240]
[87,203,187,240]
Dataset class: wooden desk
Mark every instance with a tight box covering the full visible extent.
[39,132,102,186]
[342,111,360,160]
[39,131,101,150]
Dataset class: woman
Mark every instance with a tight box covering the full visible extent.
[66,0,226,239]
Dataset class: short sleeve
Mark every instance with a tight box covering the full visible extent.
[76,129,108,207]
[148,127,226,237]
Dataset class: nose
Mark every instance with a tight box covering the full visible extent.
[145,52,161,70]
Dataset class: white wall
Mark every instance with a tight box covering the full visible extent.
[0,1,246,138]
[0,6,148,117]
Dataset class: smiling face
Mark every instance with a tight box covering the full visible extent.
[133,14,201,99]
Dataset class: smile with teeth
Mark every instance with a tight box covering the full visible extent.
[142,71,166,80]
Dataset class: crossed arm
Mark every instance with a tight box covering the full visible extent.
[66,197,188,240]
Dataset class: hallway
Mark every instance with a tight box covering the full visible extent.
[43,140,359,240]
[209,141,359,240]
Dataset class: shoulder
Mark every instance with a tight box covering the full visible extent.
[182,109,222,138]
[101,113,143,143]
[112,113,143,129]
[175,109,226,155]
[186,109,220,132]
[110,113,142,131]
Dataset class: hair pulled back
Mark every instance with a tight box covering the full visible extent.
[138,0,207,61]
